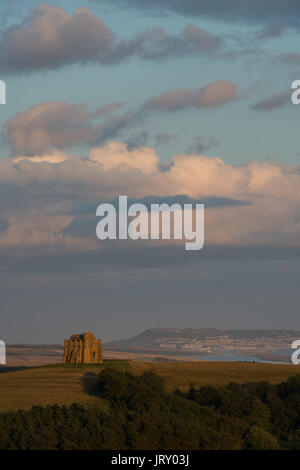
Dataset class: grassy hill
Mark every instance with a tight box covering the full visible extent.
[0,360,129,413]
[0,360,298,413]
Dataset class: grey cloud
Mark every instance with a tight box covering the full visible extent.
[1,244,300,275]
[4,101,93,155]
[186,136,220,154]
[49,194,249,217]
[62,195,250,237]
[0,218,9,232]
[98,0,300,23]
[251,91,291,111]
[125,132,149,150]
[255,21,290,39]
[4,101,130,155]
[44,200,98,216]
[63,216,96,239]
[155,133,177,147]
[0,5,116,73]
[144,81,238,112]
[120,24,223,62]
[273,53,300,66]
[4,81,234,154]
[0,182,88,212]
[0,245,196,274]
[123,195,249,208]
[92,110,143,147]
[95,102,125,117]
[0,4,224,74]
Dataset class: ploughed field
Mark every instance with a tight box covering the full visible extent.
[0,359,298,412]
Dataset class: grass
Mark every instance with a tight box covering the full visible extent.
[129,361,300,392]
[0,360,129,413]
[0,360,298,412]
[39,359,130,371]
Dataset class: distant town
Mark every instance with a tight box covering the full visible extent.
[106,328,300,363]
[4,328,300,367]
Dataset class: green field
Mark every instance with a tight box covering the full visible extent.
[0,360,298,413]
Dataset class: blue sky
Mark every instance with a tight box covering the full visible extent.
[1,0,300,164]
[1,1,300,343]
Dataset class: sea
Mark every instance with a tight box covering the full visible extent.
[182,351,292,364]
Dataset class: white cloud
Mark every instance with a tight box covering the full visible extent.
[89,142,160,175]
[0,144,300,251]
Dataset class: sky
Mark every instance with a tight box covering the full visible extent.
[0,1,300,343]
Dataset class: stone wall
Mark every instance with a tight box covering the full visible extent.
[63,332,102,364]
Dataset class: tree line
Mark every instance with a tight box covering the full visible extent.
[0,368,300,450]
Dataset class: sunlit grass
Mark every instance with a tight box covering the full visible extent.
[0,360,129,412]
[129,361,299,392]
[0,360,298,412]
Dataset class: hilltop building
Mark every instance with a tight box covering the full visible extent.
[63,332,102,364]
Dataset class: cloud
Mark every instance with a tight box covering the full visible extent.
[0,4,224,74]
[144,81,238,112]
[251,91,291,111]
[4,100,131,155]
[186,136,220,154]
[96,102,125,117]
[55,194,247,217]
[1,144,300,255]
[98,0,300,23]
[273,53,300,66]
[91,110,142,147]
[88,141,160,175]
[255,20,290,39]
[61,194,249,240]
[125,131,149,150]
[0,4,116,73]
[4,101,94,155]
[155,133,177,147]
[4,82,237,154]
[3,244,300,276]
[3,139,298,206]
[0,218,9,232]
[122,24,223,61]
[13,150,70,164]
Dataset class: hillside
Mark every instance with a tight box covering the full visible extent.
[105,327,299,361]
[0,360,298,413]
